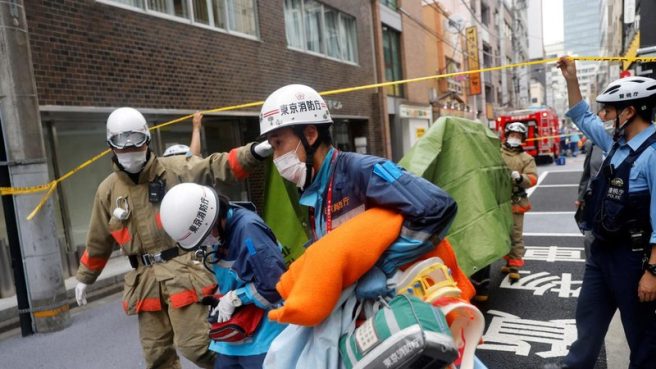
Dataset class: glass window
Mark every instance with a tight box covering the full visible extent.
[113,0,145,8]
[383,26,403,97]
[193,0,211,25]
[340,14,357,63]
[148,0,188,18]
[283,0,358,63]
[304,0,323,53]
[104,0,257,37]
[226,0,257,35]
[324,7,340,59]
[380,0,397,10]
[284,0,304,48]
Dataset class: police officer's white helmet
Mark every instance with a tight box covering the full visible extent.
[163,144,190,157]
[259,84,333,137]
[106,107,151,149]
[596,77,656,112]
[505,122,527,137]
[160,183,219,250]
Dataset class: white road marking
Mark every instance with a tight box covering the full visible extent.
[523,232,583,237]
[527,171,549,197]
[537,184,579,188]
[525,212,576,216]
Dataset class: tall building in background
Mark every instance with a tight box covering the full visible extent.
[563,0,603,56]
[563,0,603,105]
[527,0,546,106]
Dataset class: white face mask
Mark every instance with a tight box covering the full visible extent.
[116,151,147,173]
[273,141,307,189]
[507,137,522,147]
[603,119,615,135]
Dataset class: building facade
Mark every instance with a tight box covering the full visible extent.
[0,0,383,289]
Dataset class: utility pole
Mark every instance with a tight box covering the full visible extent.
[0,0,70,334]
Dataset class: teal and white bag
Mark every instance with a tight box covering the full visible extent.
[339,294,458,369]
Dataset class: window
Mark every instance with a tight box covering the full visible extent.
[480,1,489,26]
[102,0,258,37]
[383,26,403,97]
[482,42,492,68]
[283,0,358,63]
[380,0,397,10]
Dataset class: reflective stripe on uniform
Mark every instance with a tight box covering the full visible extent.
[80,250,108,271]
[228,148,248,180]
[111,227,131,245]
[123,297,163,313]
[170,289,198,308]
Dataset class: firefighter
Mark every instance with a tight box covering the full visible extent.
[260,83,457,279]
[73,107,272,369]
[543,57,656,369]
[163,111,203,158]
[501,122,538,283]
[159,183,287,369]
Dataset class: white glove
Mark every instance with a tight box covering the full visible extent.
[75,282,88,306]
[252,141,273,159]
[511,171,521,182]
[210,290,240,323]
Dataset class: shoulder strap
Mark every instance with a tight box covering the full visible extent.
[625,131,656,165]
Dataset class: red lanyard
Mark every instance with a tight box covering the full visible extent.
[309,150,339,240]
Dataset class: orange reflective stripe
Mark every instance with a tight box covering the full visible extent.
[228,148,249,180]
[170,289,198,308]
[111,227,131,246]
[512,204,532,213]
[80,250,108,271]
[527,174,538,186]
[122,300,128,313]
[202,284,218,297]
[506,258,525,267]
[135,297,162,313]
[155,212,163,230]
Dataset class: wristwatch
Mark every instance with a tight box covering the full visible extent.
[645,264,656,277]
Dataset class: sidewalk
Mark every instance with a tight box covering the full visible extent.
[0,255,132,332]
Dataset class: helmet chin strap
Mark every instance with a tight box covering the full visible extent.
[294,126,320,192]
[613,108,635,141]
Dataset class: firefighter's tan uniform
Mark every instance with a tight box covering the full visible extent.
[501,145,538,263]
[76,144,259,369]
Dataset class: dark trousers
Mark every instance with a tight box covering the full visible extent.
[564,240,656,369]
[214,353,266,369]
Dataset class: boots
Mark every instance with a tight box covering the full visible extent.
[508,267,520,284]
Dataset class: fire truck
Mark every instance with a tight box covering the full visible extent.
[495,106,561,163]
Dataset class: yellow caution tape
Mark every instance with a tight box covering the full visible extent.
[8,55,656,220]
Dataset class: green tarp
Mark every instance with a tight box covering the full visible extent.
[398,116,512,275]
[263,116,512,275]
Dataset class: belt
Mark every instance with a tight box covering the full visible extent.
[128,247,180,268]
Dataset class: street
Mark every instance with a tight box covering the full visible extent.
[0,154,628,369]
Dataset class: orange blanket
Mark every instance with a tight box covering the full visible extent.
[268,208,403,326]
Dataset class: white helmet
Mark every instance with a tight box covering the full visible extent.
[596,77,656,110]
[160,183,219,250]
[106,107,151,149]
[505,122,527,137]
[259,84,332,136]
[163,144,190,157]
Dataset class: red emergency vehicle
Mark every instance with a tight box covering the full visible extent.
[495,106,560,163]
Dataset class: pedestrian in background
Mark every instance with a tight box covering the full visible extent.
[546,56,656,369]
[74,107,273,369]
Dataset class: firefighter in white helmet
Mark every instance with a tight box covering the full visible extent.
[160,183,286,369]
[163,112,204,158]
[259,84,458,368]
[73,107,273,369]
[500,122,537,283]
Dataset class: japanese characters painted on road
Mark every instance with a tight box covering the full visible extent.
[499,270,581,298]
[478,310,577,358]
[523,245,586,263]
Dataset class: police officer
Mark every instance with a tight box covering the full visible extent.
[74,107,272,369]
[548,57,656,368]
